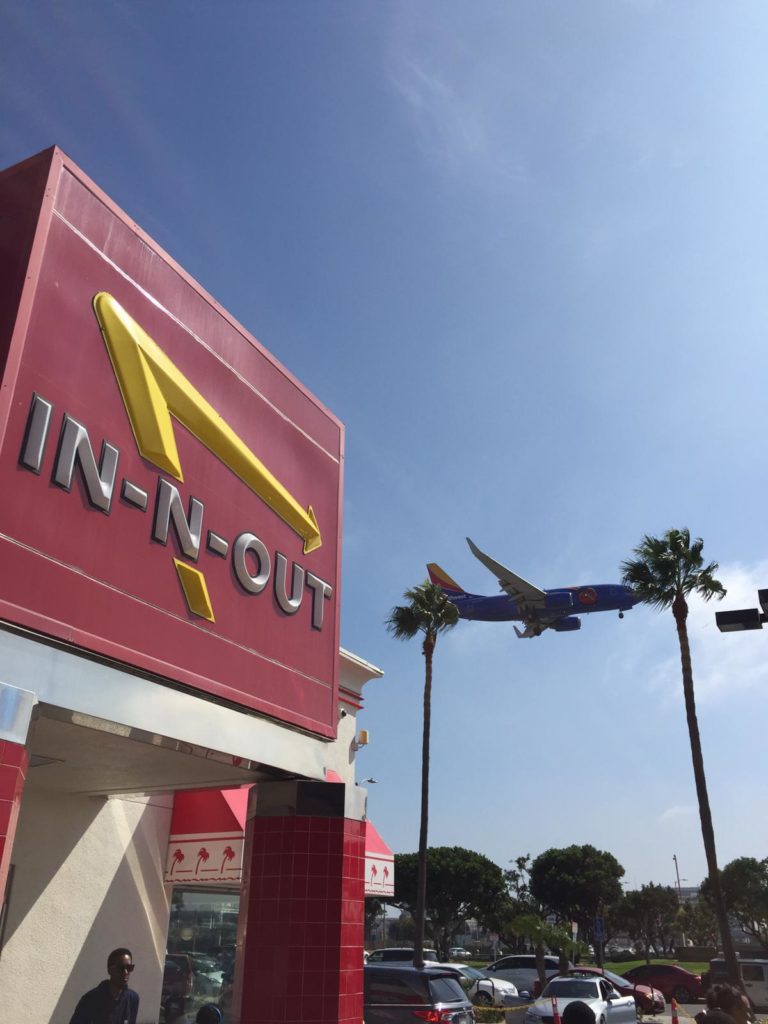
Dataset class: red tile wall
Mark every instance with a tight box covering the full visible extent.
[0,741,28,900]
[238,815,366,1024]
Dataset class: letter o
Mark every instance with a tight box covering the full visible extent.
[233,533,271,594]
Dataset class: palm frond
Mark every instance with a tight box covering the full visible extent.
[386,580,459,641]
[621,529,725,610]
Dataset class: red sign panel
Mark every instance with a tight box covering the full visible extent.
[0,148,343,738]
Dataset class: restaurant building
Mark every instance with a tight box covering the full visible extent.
[0,147,391,1024]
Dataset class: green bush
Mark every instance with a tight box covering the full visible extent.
[473,1008,506,1024]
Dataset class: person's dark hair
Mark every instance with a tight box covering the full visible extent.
[196,1007,224,1024]
[196,1006,223,1024]
[701,1010,740,1024]
[562,1001,597,1024]
[107,947,133,968]
[707,985,746,1014]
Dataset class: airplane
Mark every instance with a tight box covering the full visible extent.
[427,537,641,638]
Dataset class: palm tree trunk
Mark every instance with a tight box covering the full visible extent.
[414,634,434,969]
[673,595,741,988]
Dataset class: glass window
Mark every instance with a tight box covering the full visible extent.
[544,981,599,999]
[743,965,764,982]
[165,887,240,1023]
[366,975,429,1005]
[429,977,467,1003]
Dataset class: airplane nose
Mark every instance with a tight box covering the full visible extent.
[625,587,642,606]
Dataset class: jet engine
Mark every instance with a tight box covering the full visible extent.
[550,616,581,632]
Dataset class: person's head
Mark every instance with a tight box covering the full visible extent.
[706,985,751,1024]
[196,1006,222,1024]
[702,1010,743,1024]
[106,948,134,990]
[562,1001,597,1024]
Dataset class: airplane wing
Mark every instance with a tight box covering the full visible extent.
[466,538,547,604]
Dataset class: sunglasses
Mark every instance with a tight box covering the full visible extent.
[110,963,135,973]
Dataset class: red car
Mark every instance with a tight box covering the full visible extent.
[622,964,702,1003]
[533,968,665,1014]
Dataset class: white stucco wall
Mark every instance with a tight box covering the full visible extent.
[0,789,173,1024]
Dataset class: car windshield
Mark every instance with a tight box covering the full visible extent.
[543,980,598,999]
[572,970,625,988]
[459,967,486,981]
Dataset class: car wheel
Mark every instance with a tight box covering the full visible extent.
[475,992,493,1007]
[672,987,692,1003]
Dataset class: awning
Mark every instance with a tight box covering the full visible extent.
[165,783,395,896]
[364,820,394,897]
[165,787,247,884]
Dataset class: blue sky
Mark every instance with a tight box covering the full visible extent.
[3,1,768,895]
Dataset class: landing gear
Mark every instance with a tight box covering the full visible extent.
[619,611,624,619]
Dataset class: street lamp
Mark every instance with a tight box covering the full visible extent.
[715,589,768,632]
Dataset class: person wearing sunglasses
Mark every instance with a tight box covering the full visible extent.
[69,947,140,1024]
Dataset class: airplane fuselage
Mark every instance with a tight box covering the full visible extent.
[449,584,640,622]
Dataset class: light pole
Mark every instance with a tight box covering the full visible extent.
[673,855,687,948]
[715,589,768,632]
[673,854,683,897]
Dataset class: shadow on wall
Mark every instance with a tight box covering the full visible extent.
[0,788,172,1024]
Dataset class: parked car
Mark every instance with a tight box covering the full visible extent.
[187,953,223,996]
[436,963,520,1007]
[485,954,569,995]
[367,947,439,963]
[364,964,475,1024]
[622,963,702,1003]
[525,976,637,1024]
[536,967,664,1014]
[162,953,194,1004]
[450,948,473,960]
[703,958,768,1011]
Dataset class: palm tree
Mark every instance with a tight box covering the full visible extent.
[169,848,185,875]
[386,580,459,968]
[621,529,740,986]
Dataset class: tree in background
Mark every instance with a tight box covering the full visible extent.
[393,846,507,961]
[508,913,582,989]
[677,898,719,947]
[386,581,459,967]
[529,844,625,960]
[702,857,768,948]
[494,855,545,953]
[621,529,738,986]
[616,884,679,959]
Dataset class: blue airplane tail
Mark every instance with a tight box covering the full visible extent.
[427,562,467,597]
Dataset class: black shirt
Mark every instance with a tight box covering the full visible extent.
[69,980,140,1024]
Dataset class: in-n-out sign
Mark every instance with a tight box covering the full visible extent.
[18,293,333,629]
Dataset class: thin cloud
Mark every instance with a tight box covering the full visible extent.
[658,804,696,823]
[386,46,529,188]
[644,560,768,705]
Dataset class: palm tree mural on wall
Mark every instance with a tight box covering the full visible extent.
[220,846,236,874]
[169,849,185,875]
[386,580,458,968]
[195,847,210,875]
[621,528,740,986]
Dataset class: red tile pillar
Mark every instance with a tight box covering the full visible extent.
[0,741,29,901]
[0,683,34,904]
[234,781,366,1024]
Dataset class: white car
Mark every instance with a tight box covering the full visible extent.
[436,963,521,1007]
[525,976,637,1024]
[449,947,473,960]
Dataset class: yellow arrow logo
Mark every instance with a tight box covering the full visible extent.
[92,292,322,554]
